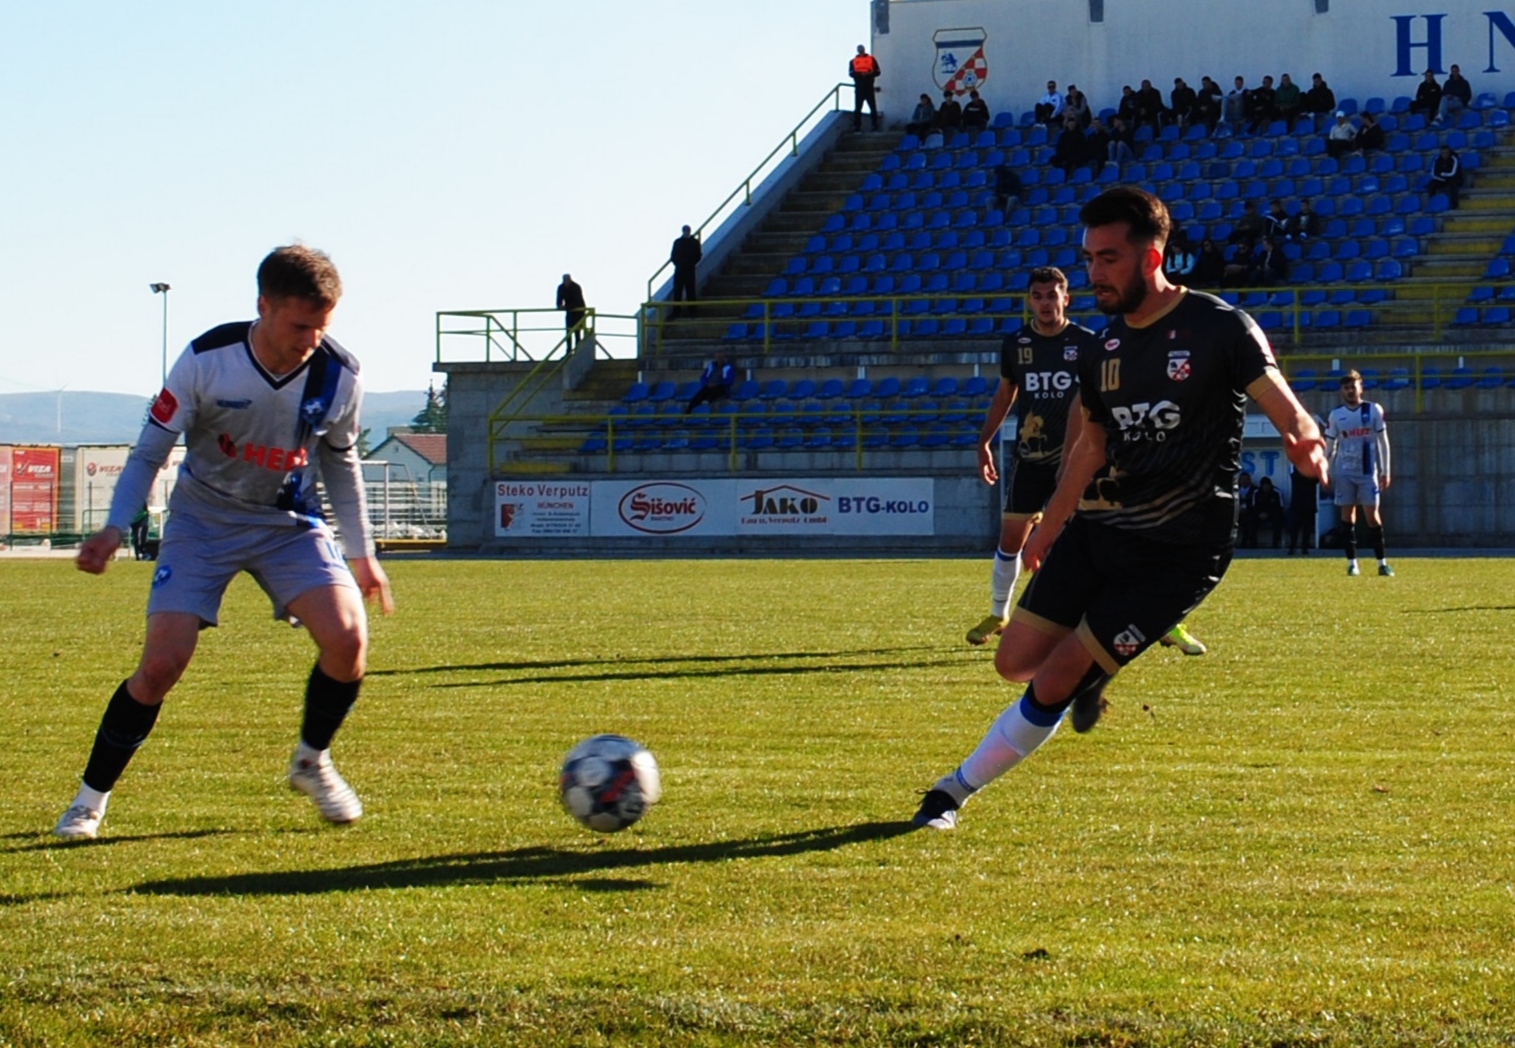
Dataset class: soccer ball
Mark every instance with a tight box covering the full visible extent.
[558,734,661,833]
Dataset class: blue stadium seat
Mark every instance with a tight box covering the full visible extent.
[1289,368,1317,391]
[1382,367,1412,391]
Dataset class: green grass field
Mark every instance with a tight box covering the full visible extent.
[2,555,1513,1047]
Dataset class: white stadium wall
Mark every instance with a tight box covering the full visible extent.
[873,1,1515,121]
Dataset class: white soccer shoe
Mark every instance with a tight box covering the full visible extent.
[53,804,104,840]
[288,750,363,824]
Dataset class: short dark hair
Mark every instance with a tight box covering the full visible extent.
[1079,186,1172,251]
[1341,368,1363,384]
[1027,266,1068,290]
[257,245,342,307]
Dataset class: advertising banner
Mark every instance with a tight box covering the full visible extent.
[74,446,132,532]
[584,478,935,538]
[11,446,60,534]
[495,480,592,537]
[0,446,11,534]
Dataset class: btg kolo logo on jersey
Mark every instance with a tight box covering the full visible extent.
[1109,400,1182,441]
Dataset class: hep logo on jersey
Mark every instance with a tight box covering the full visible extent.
[218,433,237,458]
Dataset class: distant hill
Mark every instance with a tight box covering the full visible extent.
[0,390,430,447]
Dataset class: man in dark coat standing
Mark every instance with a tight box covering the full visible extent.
[556,274,587,347]
[669,225,703,319]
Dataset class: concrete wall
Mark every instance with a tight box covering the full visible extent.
[437,360,1515,553]
[874,1,1515,128]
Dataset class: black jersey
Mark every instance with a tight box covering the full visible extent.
[999,321,1099,467]
[1076,290,1277,546]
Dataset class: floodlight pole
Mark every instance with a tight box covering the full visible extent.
[150,282,172,386]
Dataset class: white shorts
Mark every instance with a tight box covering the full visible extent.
[1333,472,1380,507]
[146,508,356,626]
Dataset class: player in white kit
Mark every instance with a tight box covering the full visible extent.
[54,246,394,840]
[1323,369,1393,577]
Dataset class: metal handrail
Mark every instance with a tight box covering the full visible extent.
[643,84,854,304]
[639,280,1512,353]
[437,309,645,364]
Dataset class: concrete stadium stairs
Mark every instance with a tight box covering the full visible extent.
[656,130,902,351]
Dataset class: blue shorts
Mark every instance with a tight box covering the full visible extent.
[146,509,356,626]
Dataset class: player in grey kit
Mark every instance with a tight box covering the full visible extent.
[54,245,394,840]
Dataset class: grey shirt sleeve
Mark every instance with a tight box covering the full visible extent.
[105,422,179,533]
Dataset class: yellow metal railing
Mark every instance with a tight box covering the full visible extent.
[640,281,1514,353]
[643,83,856,305]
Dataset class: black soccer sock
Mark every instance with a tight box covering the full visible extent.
[1368,525,1386,561]
[1024,681,1075,718]
[301,665,362,751]
[1343,526,1357,560]
[81,680,162,793]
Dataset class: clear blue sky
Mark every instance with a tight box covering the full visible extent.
[1,2,869,397]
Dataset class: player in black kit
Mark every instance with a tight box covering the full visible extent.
[964,267,1097,646]
[915,186,1329,830]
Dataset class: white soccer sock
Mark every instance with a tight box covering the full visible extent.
[73,783,110,814]
[989,548,1021,618]
[941,693,1064,802]
[294,740,325,764]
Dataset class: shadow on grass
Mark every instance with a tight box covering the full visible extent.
[368,647,966,689]
[1405,605,1515,613]
[128,820,916,898]
[5,827,242,855]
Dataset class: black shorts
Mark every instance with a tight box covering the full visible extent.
[1003,459,1059,520]
[1013,515,1233,674]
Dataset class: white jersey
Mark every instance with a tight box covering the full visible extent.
[107,321,375,555]
[1324,399,1388,478]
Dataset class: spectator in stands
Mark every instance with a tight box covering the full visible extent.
[1192,237,1226,286]
[1034,80,1063,125]
[1063,84,1091,129]
[1430,143,1464,208]
[1247,74,1278,134]
[1436,63,1472,125]
[685,354,735,415]
[1357,110,1385,152]
[1195,76,1223,132]
[1170,77,1197,128]
[935,89,963,132]
[1105,115,1135,168]
[1085,116,1111,166]
[1304,73,1336,126]
[1135,78,1166,130]
[1116,85,1139,127]
[1264,199,1291,241]
[1229,200,1266,246]
[1235,471,1258,546]
[1224,76,1249,132]
[1275,73,1303,122]
[1249,477,1286,548]
[1249,236,1289,286]
[1286,460,1320,554]
[962,89,991,132]
[1326,111,1358,158]
[1286,198,1321,239]
[668,225,702,319]
[906,93,936,136]
[1050,116,1087,177]
[993,165,1024,211]
[1164,231,1196,278]
[849,44,881,131]
[1410,69,1442,120]
[556,273,587,347]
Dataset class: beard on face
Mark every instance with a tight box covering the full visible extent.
[1096,268,1147,315]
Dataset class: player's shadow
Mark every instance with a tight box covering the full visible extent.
[367,647,963,689]
[4,827,240,855]
[127,820,916,898]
